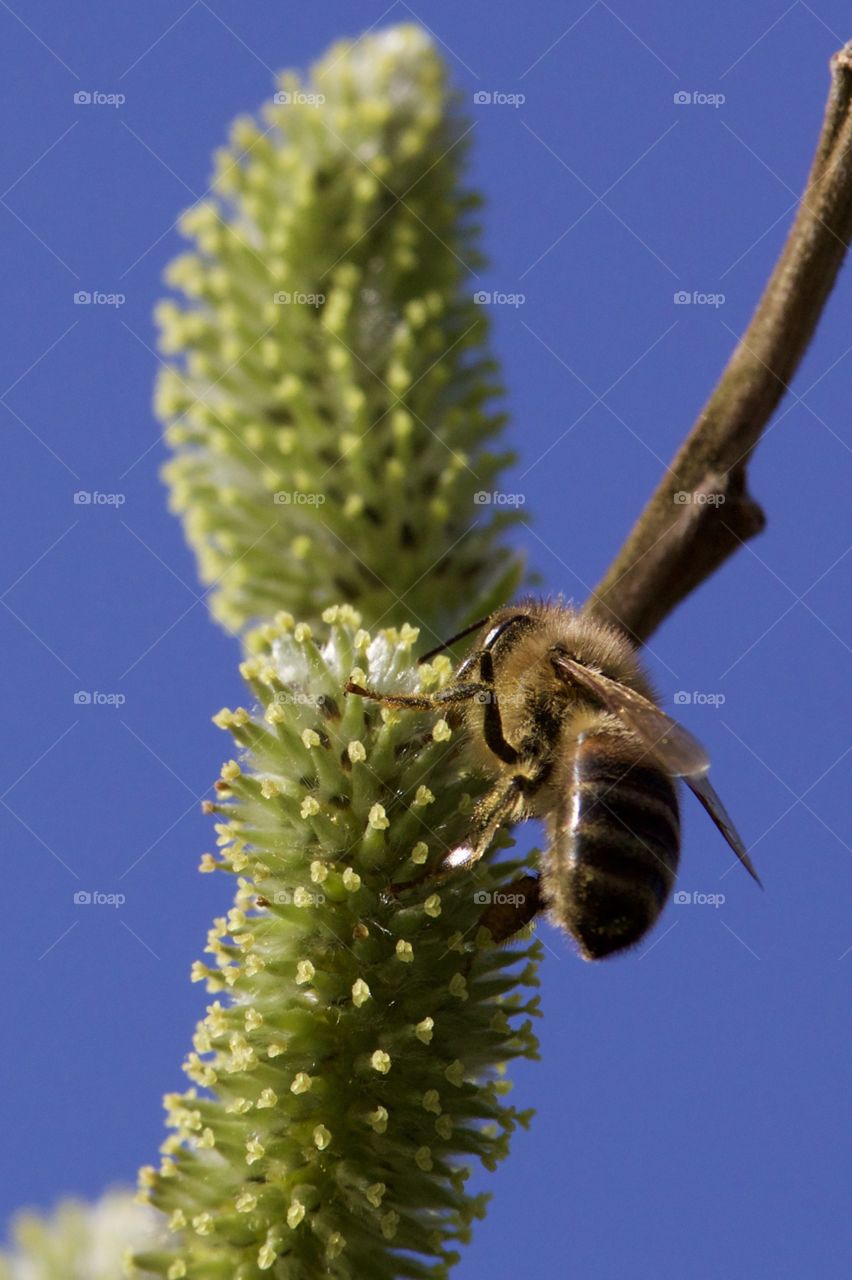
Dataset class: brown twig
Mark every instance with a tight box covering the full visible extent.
[585,42,852,644]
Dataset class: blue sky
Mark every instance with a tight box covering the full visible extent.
[2,3,851,1277]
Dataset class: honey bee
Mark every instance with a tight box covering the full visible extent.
[345,600,760,960]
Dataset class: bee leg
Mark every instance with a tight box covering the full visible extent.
[441,773,531,872]
[343,680,435,710]
[387,773,529,900]
[478,873,543,943]
[424,768,541,883]
[344,679,490,710]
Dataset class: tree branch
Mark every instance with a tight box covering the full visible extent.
[586,41,852,644]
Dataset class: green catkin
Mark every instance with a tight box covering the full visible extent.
[157,24,524,638]
[0,1191,163,1279]
[132,613,540,1279]
[135,29,541,1272]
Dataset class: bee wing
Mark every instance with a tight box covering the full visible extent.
[553,654,761,885]
[552,654,710,776]
[685,772,762,885]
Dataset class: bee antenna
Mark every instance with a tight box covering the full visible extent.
[418,615,492,665]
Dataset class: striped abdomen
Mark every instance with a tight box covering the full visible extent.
[545,730,680,960]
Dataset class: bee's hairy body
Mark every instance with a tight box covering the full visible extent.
[457,604,681,959]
